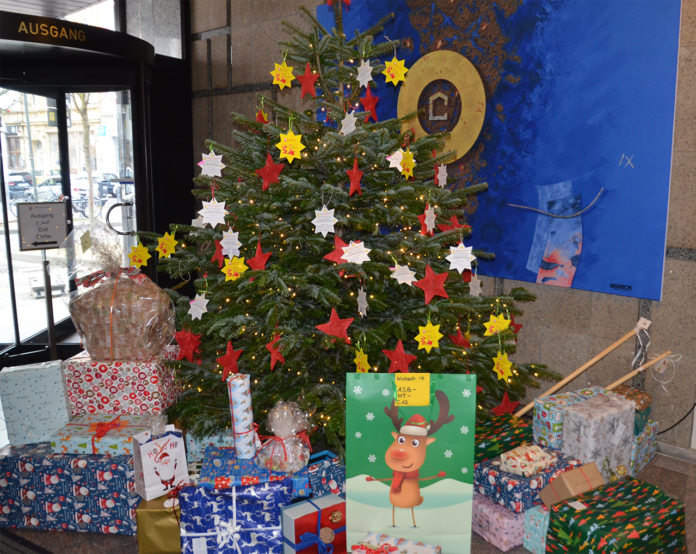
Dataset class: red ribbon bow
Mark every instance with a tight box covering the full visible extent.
[75,267,141,288]
[91,415,122,454]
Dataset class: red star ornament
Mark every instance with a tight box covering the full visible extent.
[217,341,243,381]
[382,340,418,373]
[296,62,319,99]
[414,265,449,305]
[491,392,520,416]
[247,241,272,271]
[462,269,472,283]
[359,87,379,122]
[476,386,484,394]
[211,240,225,268]
[316,308,354,342]
[510,315,523,334]
[448,327,471,348]
[255,153,285,191]
[256,108,268,124]
[175,329,202,362]
[416,202,435,237]
[437,216,470,233]
[323,236,349,264]
[346,157,363,196]
[266,334,285,370]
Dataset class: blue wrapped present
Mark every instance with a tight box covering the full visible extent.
[179,479,292,554]
[0,442,137,534]
[186,430,236,463]
[307,450,345,499]
[473,449,583,513]
[199,446,311,499]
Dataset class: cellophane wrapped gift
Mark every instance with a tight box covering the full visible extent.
[523,504,549,554]
[611,384,652,412]
[0,442,137,534]
[474,449,583,513]
[533,386,608,448]
[0,360,70,446]
[471,492,524,552]
[179,479,292,554]
[63,346,181,416]
[255,401,311,473]
[280,493,346,554]
[199,446,310,499]
[546,477,687,552]
[499,444,558,477]
[185,430,236,463]
[50,413,153,456]
[629,419,658,476]
[560,394,634,481]
[474,414,532,464]
[307,450,346,498]
[357,532,442,554]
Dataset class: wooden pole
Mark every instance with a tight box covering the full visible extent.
[605,351,671,391]
[515,328,637,417]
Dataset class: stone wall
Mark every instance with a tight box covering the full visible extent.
[189,0,696,450]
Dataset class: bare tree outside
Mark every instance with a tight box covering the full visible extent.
[73,93,93,220]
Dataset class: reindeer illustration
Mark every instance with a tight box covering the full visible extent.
[366,390,454,527]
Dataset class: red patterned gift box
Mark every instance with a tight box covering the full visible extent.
[63,346,181,416]
[281,493,347,554]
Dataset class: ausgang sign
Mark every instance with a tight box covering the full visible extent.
[16,202,69,252]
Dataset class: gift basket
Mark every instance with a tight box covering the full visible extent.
[255,401,312,473]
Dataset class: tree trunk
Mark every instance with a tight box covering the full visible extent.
[74,93,93,221]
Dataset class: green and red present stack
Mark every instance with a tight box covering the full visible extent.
[546,476,687,553]
[475,414,532,464]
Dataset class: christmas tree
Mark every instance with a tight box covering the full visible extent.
[151,4,559,456]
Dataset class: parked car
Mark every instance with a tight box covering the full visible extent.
[7,174,32,200]
[9,170,33,186]
[96,173,119,196]
[37,169,61,184]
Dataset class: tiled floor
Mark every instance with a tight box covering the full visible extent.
[2,453,694,553]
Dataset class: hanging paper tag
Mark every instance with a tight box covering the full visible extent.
[395,373,430,407]
[610,422,627,445]
[568,501,587,511]
[192,537,208,554]
[80,230,92,253]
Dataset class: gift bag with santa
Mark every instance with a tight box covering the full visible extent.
[133,421,189,500]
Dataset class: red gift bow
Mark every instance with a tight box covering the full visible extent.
[351,545,398,554]
[167,482,194,526]
[91,415,122,454]
[75,267,142,288]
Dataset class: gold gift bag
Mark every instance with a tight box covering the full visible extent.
[136,496,181,554]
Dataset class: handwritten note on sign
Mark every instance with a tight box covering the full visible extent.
[395,373,430,407]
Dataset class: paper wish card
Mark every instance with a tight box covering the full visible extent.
[346,373,477,554]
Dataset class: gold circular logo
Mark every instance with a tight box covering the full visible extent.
[617,465,627,476]
[319,527,335,544]
[397,50,486,161]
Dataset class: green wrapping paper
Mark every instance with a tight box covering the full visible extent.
[475,414,532,464]
[546,477,687,553]
[136,496,181,554]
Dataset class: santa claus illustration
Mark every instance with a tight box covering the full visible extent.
[154,452,178,491]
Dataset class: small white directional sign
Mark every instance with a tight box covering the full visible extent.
[17,202,69,251]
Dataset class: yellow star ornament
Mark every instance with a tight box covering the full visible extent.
[354,347,370,373]
[271,61,295,90]
[221,256,249,281]
[155,232,178,259]
[492,351,513,381]
[275,130,306,164]
[484,314,511,336]
[128,241,151,268]
[400,149,415,179]
[383,56,408,85]
[414,321,444,353]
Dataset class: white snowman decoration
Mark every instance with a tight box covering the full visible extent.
[153,452,178,491]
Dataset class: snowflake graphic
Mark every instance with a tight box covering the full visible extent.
[460,425,469,434]
[368,455,376,463]
[444,450,453,458]
[462,389,471,398]
[353,386,363,395]
[382,389,390,396]
[461,467,469,475]
[355,432,362,439]
[366,412,375,421]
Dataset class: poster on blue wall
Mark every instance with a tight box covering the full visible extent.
[318,0,681,301]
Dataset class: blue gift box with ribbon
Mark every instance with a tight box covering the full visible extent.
[199,446,311,499]
[281,493,346,554]
[307,451,346,499]
[179,479,292,554]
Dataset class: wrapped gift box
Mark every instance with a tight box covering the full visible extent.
[179,479,292,554]
[538,462,605,508]
[357,532,441,554]
[471,492,524,552]
[199,446,310,499]
[629,419,658,476]
[0,442,137,534]
[474,449,583,513]
[136,495,181,554]
[611,384,652,412]
[474,414,532,464]
[533,386,608,448]
[307,450,346,498]
[546,477,687,552]
[634,405,652,436]
[499,444,558,477]
[523,504,549,554]
[185,430,236,463]
[561,394,634,481]
[281,493,346,553]
[0,360,70,446]
[50,414,153,456]
[63,346,181,416]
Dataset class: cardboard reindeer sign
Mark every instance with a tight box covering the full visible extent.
[346,374,477,554]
